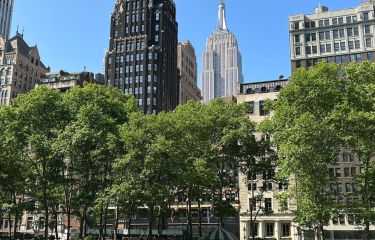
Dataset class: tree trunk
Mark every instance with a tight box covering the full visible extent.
[8,214,12,238]
[127,217,132,240]
[80,206,87,240]
[103,204,109,240]
[148,206,154,240]
[114,205,119,240]
[98,204,103,240]
[317,225,325,240]
[45,202,50,240]
[198,199,202,238]
[67,208,71,240]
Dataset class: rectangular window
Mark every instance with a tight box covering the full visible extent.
[155,35,159,42]
[364,12,369,21]
[319,20,323,27]
[333,30,338,39]
[339,29,345,38]
[312,45,317,53]
[296,60,301,68]
[247,101,254,113]
[148,75,151,82]
[350,54,355,62]
[346,183,352,193]
[338,17,343,24]
[356,53,361,62]
[337,183,342,192]
[367,52,373,60]
[155,24,159,31]
[346,16,352,23]
[354,27,359,36]
[355,40,360,49]
[325,31,330,39]
[295,47,301,55]
[335,56,341,64]
[335,168,341,177]
[153,98,156,106]
[324,19,329,26]
[266,223,274,236]
[250,223,258,236]
[265,198,272,211]
[320,44,325,53]
[326,44,331,52]
[366,38,372,47]
[340,42,345,50]
[156,12,160,20]
[344,168,350,177]
[334,43,339,51]
[259,101,269,116]
[365,25,371,34]
[319,32,324,40]
[332,18,337,25]
[295,34,300,43]
[147,98,150,105]
[347,28,353,36]
[353,16,358,22]
[349,41,354,49]
[306,46,311,54]
[282,223,290,237]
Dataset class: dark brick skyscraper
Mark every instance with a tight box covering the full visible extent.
[105,0,179,114]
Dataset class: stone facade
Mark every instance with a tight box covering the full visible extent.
[0,0,13,39]
[0,33,49,106]
[177,40,202,104]
[289,0,375,73]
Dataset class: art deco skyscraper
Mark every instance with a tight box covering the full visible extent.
[201,0,244,104]
[0,0,14,39]
[105,0,179,114]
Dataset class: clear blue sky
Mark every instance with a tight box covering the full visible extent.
[11,0,357,85]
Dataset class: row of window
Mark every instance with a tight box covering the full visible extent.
[294,13,368,30]
[114,42,146,52]
[108,74,158,86]
[113,53,158,63]
[0,217,45,230]
[296,52,373,68]
[300,38,372,55]
[246,101,269,116]
[248,222,291,237]
[247,181,288,192]
[114,63,158,74]
[329,166,359,177]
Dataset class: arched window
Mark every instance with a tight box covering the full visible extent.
[1,91,4,98]
[1,69,5,76]
[6,67,11,75]
[15,69,18,76]
[4,90,8,97]
[261,87,268,92]
[29,77,32,83]
[275,85,282,91]
[246,88,253,94]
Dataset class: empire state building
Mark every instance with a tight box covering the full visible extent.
[201,0,244,104]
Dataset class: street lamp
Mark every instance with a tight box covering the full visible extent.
[243,227,246,240]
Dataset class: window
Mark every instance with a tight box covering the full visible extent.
[250,223,258,236]
[156,12,160,21]
[154,64,157,71]
[296,60,301,68]
[344,168,350,177]
[155,24,159,31]
[335,168,341,177]
[148,75,151,82]
[366,38,372,47]
[325,31,330,39]
[247,101,254,113]
[320,44,325,53]
[365,25,371,34]
[353,16,358,22]
[356,53,362,62]
[318,20,323,27]
[364,12,369,21]
[326,44,331,52]
[319,32,324,40]
[355,40,360,49]
[334,43,339,51]
[305,33,316,42]
[306,46,311,54]
[332,18,337,25]
[265,198,272,211]
[154,75,157,82]
[346,16,351,23]
[39,217,45,230]
[312,46,317,53]
[147,98,150,105]
[282,223,290,237]
[333,30,338,39]
[155,35,159,42]
[259,101,269,116]
[340,42,345,50]
[26,217,33,230]
[265,223,274,236]
[339,29,345,38]
[354,27,359,36]
[367,52,373,61]
[295,47,301,55]
[153,98,156,105]
[337,183,342,193]
[1,69,4,76]
[346,183,352,193]
[324,19,329,26]
[338,17,343,24]
[295,34,300,43]
[347,28,353,36]
[349,41,354,49]
[350,54,355,62]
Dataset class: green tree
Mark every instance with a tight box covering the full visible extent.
[260,62,346,240]
[119,112,180,240]
[58,84,138,240]
[11,86,67,240]
[332,62,375,240]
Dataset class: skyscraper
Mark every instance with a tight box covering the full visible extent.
[105,0,179,114]
[201,0,243,104]
[0,0,14,39]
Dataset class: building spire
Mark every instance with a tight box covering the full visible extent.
[216,0,227,30]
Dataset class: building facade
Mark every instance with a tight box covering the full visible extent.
[0,33,49,105]
[236,79,298,240]
[201,0,244,104]
[105,0,179,114]
[177,40,202,104]
[289,0,375,73]
[35,70,102,92]
[0,0,13,39]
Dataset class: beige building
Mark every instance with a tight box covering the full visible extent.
[177,40,202,104]
[289,0,375,72]
[236,79,299,240]
[0,33,49,105]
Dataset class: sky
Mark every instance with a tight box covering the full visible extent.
[10,0,360,86]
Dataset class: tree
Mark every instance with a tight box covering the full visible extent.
[11,86,67,240]
[332,62,375,240]
[260,62,346,240]
[119,112,180,240]
[58,84,138,240]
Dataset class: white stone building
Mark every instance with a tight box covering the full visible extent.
[289,0,375,73]
[0,0,14,39]
[201,0,243,104]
